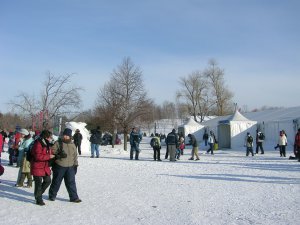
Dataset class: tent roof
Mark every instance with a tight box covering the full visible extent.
[219,110,255,124]
[244,106,300,122]
[185,117,202,127]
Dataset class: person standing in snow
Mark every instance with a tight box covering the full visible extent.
[188,134,200,161]
[0,131,2,163]
[73,129,83,155]
[245,132,254,156]
[166,129,178,161]
[15,129,34,188]
[30,130,55,206]
[89,126,102,158]
[294,128,300,161]
[150,133,161,161]
[256,130,265,154]
[278,130,287,157]
[130,127,142,160]
[203,130,209,146]
[49,128,81,203]
[1,129,7,152]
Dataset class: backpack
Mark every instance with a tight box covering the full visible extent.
[25,140,36,162]
[150,138,159,148]
[247,135,253,143]
[258,132,265,140]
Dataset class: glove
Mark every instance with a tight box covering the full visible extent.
[73,165,78,175]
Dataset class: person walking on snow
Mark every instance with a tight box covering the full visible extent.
[48,128,81,203]
[188,134,200,161]
[206,131,215,155]
[130,127,142,160]
[256,130,265,154]
[245,132,254,156]
[73,129,83,155]
[30,130,55,206]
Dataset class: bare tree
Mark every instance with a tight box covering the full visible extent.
[177,71,210,122]
[204,59,233,116]
[97,57,152,151]
[9,72,83,129]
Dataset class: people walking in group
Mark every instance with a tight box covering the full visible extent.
[89,126,102,158]
[256,130,265,154]
[245,132,254,156]
[73,129,83,155]
[130,127,142,160]
[207,131,215,155]
[278,130,288,157]
[48,128,81,203]
[166,129,178,161]
[188,134,200,161]
[30,130,55,206]
[150,133,161,161]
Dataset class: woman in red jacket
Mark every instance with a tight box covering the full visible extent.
[30,130,55,206]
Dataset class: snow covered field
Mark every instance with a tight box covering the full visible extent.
[1,137,299,225]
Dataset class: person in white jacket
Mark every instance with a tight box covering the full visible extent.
[278,130,288,157]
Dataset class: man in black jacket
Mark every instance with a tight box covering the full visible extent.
[73,129,83,155]
[166,129,178,161]
[188,134,200,160]
[90,126,102,158]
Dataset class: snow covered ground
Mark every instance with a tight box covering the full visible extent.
[0,137,299,225]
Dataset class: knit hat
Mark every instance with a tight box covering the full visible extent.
[63,128,72,137]
[19,128,29,136]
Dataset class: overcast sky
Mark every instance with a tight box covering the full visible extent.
[0,0,299,113]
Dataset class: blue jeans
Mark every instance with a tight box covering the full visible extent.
[91,143,100,157]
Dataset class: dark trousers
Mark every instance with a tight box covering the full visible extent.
[153,146,161,160]
[165,146,169,159]
[34,175,51,202]
[279,145,286,157]
[75,143,81,155]
[207,143,214,154]
[130,146,139,160]
[246,147,254,156]
[8,148,14,165]
[256,142,264,154]
[49,164,79,201]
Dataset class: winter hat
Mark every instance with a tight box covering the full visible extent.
[19,128,29,136]
[63,128,72,137]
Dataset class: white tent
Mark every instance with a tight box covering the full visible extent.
[178,117,204,143]
[218,110,257,149]
[244,106,300,149]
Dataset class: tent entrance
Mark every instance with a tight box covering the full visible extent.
[218,124,231,149]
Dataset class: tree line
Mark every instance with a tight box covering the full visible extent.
[2,57,234,150]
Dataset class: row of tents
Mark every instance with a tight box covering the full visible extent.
[178,106,300,150]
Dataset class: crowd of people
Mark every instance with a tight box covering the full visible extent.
[0,127,81,206]
[1,125,300,206]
